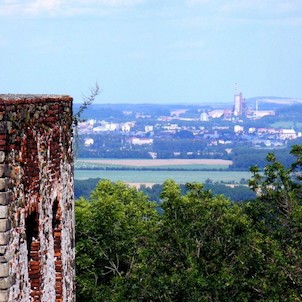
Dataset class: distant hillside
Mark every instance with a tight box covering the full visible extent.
[246,97,302,110]
[73,103,214,120]
[73,97,302,119]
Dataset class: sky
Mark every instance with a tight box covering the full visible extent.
[0,0,302,104]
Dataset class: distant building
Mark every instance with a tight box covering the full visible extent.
[208,110,224,118]
[145,125,154,132]
[93,122,119,132]
[233,83,243,116]
[234,125,244,133]
[279,129,297,140]
[200,111,209,121]
[253,110,275,119]
[121,123,132,132]
[223,109,232,119]
[84,138,94,146]
[131,137,154,145]
[171,109,187,117]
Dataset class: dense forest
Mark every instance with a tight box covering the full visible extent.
[75,146,302,301]
[75,179,256,203]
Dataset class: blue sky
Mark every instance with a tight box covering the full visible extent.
[0,0,301,104]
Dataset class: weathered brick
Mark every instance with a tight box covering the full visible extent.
[0,193,9,206]
[0,95,74,301]
[0,247,6,256]
[0,207,8,219]
[0,232,10,246]
[0,123,7,134]
[0,276,14,290]
[0,289,8,301]
[0,220,10,232]
[0,166,5,178]
[0,153,4,164]
[0,180,7,192]
[0,263,9,278]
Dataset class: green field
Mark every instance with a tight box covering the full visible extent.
[74,170,252,184]
[75,158,231,170]
[75,163,228,170]
[270,121,302,129]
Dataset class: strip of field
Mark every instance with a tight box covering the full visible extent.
[74,170,251,184]
[76,158,233,168]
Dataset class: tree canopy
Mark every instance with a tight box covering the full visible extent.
[75,146,302,301]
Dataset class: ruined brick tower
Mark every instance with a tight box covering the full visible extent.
[0,95,75,302]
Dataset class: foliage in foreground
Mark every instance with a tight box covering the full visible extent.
[75,146,302,301]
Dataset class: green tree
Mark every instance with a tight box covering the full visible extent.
[139,180,257,301]
[75,146,302,301]
[246,146,302,300]
[75,180,159,301]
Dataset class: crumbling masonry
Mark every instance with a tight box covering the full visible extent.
[0,95,75,302]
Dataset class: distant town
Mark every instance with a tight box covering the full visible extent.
[75,86,302,169]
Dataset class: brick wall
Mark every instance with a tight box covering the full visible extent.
[0,95,74,302]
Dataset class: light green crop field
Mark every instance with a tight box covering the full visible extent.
[270,121,302,128]
[75,163,228,170]
[75,158,232,170]
[75,170,252,184]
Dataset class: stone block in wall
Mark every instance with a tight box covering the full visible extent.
[0,255,8,263]
[0,276,14,290]
[5,123,11,134]
[0,166,5,178]
[0,233,10,246]
[0,193,9,206]
[0,247,6,256]
[0,289,8,302]
[0,180,6,192]
[0,220,10,233]
[0,166,9,179]
[0,207,8,219]
[0,263,8,278]
[0,153,4,164]
[0,123,7,134]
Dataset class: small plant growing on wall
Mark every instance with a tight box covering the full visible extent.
[73,82,100,127]
[73,82,101,155]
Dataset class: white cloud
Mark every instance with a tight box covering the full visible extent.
[25,0,64,15]
[95,0,143,6]
[0,0,145,16]
[218,0,302,16]
[0,1,23,16]
[186,0,209,4]
[1,0,301,20]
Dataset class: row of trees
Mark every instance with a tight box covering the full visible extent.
[75,179,256,202]
[75,146,302,301]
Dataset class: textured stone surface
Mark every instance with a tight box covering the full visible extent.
[0,264,8,278]
[0,233,9,246]
[0,180,6,192]
[0,290,8,301]
[0,95,74,302]
[0,221,10,233]
[0,276,14,290]
[0,194,9,206]
[0,153,4,164]
[0,207,8,219]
